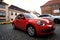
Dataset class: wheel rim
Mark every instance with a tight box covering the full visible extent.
[27,26,35,36]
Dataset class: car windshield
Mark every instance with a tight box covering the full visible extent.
[24,13,38,19]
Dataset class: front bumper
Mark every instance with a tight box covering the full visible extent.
[35,24,55,36]
[41,27,55,33]
[37,26,55,36]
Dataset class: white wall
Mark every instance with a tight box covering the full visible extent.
[9,10,23,22]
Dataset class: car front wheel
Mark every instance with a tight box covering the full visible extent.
[27,26,36,37]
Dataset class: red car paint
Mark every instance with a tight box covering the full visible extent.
[13,13,55,36]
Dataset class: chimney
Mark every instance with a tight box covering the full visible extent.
[0,0,3,2]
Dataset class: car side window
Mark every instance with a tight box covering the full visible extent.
[39,15,46,17]
[39,15,51,17]
[39,15,44,17]
[16,14,24,19]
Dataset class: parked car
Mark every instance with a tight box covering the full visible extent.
[39,14,60,23]
[12,13,55,37]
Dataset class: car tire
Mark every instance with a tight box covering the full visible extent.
[12,23,16,29]
[27,25,36,37]
[54,19,60,24]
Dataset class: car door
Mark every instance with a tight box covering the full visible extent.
[16,14,25,30]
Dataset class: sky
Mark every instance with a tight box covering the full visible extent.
[4,0,49,14]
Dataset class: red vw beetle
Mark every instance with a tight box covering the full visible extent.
[12,13,55,36]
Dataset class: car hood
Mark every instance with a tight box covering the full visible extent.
[53,16,60,18]
[27,18,50,23]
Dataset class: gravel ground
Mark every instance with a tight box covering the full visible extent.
[0,24,60,40]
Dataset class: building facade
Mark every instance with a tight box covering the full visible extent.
[30,11,40,16]
[41,0,60,16]
[0,2,29,22]
[9,5,29,22]
[0,2,9,22]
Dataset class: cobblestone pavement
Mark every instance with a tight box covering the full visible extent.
[0,24,60,40]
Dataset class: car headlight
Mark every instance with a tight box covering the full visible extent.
[37,21,45,26]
